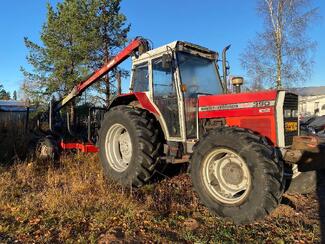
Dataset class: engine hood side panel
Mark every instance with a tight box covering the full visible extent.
[198,90,278,119]
[198,90,279,145]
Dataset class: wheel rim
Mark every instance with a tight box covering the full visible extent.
[105,123,133,172]
[202,148,251,205]
[36,140,54,160]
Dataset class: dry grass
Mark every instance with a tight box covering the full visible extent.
[0,154,323,243]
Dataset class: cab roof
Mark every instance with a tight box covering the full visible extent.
[133,40,217,64]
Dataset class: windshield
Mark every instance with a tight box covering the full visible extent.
[177,52,222,96]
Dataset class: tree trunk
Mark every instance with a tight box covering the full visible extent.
[104,74,110,108]
[275,27,282,89]
[103,34,110,107]
[104,49,110,107]
[276,44,282,89]
[116,71,122,95]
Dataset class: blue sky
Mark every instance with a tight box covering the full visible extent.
[0,0,324,96]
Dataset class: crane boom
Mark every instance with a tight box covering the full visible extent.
[53,37,149,112]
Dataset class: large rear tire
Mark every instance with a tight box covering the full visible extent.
[98,106,163,187]
[190,127,284,224]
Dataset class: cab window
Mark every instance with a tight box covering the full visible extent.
[133,62,149,92]
[152,57,180,137]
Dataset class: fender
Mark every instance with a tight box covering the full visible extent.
[108,92,168,140]
[109,92,158,115]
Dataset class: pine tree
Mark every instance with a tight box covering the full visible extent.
[21,0,130,107]
[0,84,10,100]
[90,0,130,107]
[13,90,17,100]
[21,0,99,103]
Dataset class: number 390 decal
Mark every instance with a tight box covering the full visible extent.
[253,100,275,108]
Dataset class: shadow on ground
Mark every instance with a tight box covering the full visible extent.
[299,144,325,242]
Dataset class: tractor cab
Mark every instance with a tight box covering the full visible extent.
[129,41,225,141]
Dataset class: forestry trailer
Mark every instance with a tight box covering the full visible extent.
[35,37,322,224]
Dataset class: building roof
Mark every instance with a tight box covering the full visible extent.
[0,100,29,112]
[0,100,28,106]
[290,86,325,96]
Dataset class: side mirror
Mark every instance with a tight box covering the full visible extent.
[162,53,172,70]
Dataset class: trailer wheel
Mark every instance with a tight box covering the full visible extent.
[98,106,163,187]
[35,136,59,161]
[190,127,284,224]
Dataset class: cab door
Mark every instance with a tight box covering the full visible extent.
[151,57,182,139]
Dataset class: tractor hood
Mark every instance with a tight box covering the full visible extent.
[198,90,278,119]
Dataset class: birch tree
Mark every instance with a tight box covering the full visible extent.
[241,0,319,89]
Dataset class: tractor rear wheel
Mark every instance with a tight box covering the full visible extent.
[98,106,163,187]
[190,127,284,224]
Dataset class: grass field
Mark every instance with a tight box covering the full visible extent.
[0,153,323,243]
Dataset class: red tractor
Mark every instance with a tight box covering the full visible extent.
[35,37,322,224]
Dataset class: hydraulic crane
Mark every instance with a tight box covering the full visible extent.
[53,37,150,112]
[39,37,150,153]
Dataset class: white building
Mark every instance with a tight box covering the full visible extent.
[292,86,325,117]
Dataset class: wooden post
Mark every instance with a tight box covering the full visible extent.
[25,99,30,132]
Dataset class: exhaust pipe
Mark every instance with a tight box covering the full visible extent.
[222,45,231,94]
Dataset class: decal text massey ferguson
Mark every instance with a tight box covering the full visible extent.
[199,100,276,112]
[198,90,278,119]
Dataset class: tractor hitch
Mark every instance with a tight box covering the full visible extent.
[282,135,321,163]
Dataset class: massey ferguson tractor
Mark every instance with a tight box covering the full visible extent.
[35,37,323,224]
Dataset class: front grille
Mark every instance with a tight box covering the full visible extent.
[283,93,298,146]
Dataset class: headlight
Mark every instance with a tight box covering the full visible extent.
[284,109,298,118]
[284,109,292,118]
[291,110,298,117]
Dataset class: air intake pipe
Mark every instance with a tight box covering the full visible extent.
[222,45,231,94]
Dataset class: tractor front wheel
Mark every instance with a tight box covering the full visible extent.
[190,127,284,224]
